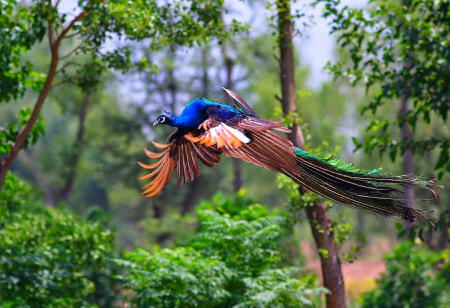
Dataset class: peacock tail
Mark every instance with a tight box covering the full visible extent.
[291,148,438,225]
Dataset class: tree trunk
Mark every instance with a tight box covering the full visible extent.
[399,6,415,228]
[57,92,91,202]
[304,205,346,306]
[221,42,243,192]
[20,152,56,205]
[424,151,448,250]
[276,1,346,307]
[200,47,209,98]
[181,178,200,215]
[399,96,415,209]
[438,189,449,250]
[355,211,367,256]
[154,190,171,245]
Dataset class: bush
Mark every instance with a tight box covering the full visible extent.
[361,242,450,308]
[119,193,326,307]
[0,173,115,307]
[119,247,232,307]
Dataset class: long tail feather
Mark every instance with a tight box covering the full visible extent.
[288,148,439,225]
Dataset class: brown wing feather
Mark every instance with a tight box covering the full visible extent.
[221,88,290,133]
[223,129,297,174]
[236,118,291,133]
[192,144,221,167]
[222,87,259,117]
[177,140,198,185]
[139,131,222,197]
[139,147,175,197]
[187,116,295,174]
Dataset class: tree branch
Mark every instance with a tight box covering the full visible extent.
[50,80,69,90]
[47,1,55,47]
[56,60,81,74]
[63,32,78,39]
[54,10,88,49]
[0,6,90,190]
[59,39,87,60]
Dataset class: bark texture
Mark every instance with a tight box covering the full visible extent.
[276,1,346,307]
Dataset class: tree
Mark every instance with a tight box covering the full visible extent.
[319,0,449,244]
[275,0,346,307]
[318,0,449,179]
[0,0,241,190]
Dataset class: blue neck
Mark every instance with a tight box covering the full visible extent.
[165,98,210,129]
[166,116,198,128]
[160,97,240,129]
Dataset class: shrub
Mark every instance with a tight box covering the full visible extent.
[361,242,450,308]
[0,173,115,307]
[120,193,326,307]
[119,248,232,307]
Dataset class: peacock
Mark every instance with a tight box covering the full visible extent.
[139,88,438,224]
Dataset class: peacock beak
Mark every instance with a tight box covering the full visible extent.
[152,120,159,126]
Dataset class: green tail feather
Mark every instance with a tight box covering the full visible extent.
[295,148,383,175]
[292,148,438,225]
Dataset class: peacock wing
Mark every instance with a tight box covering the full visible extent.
[186,118,297,174]
[139,131,222,197]
[218,88,291,133]
[222,87,258,117]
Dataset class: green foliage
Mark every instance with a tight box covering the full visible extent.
[108,0,244,48]
[361,242,450,308]
[0,173,115,307]
[0,0,244,187]
[0,108,45,155]
[319,0,449,176]
[234,268,325,308]
[119,248,232,307]
[140,210,198,248]
[0,0,47,102]
[119,193,326,307]
[277,173,318,211]
[0,0,243,101]
[190,195,287,275]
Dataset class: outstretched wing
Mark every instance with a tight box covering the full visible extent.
[222,87,258,117]
[138,131,221,197]
[222,88,290,133]
[185,122,251,149]
[186,101,297,174]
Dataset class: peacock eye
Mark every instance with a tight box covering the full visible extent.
[160,117,165,123]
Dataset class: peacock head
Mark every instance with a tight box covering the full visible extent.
[153,110,175,126]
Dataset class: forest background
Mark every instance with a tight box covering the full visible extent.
[0,0,448,307]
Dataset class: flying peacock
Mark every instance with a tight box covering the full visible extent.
[139,88,438,224]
